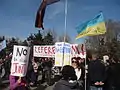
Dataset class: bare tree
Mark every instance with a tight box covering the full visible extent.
[85,19,120,57]
[58,34,71,43]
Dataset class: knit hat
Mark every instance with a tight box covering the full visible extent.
[61,65,77,80]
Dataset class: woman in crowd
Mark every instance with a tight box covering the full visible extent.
[72,57,85,90]
[53,65,80,90]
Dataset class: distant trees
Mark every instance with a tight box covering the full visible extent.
[85,20,120,59]
[43,32,55,45]
[58,34,71,43]
[0,28,73,59]
[27,30,56,45]
[27,31,43,45]
[26,30,72,46]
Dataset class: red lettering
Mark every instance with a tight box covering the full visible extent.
[12,63,26,75]
[22,64,27,74]
[81,44,84,55]
[52,47,55,54]
[44,47,47,53]
[12,63,18,74]
[72,45,80,54]
[48,47,52,54]
[38,47,41,53]
[76,46,80,54]
[35,47,38,53]
[41,47,43,53]
[71,46,76,54]
[18,65,24,74]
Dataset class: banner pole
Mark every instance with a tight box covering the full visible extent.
[63,0,68,42]
[62,0,68,67]
[84,41,87,90]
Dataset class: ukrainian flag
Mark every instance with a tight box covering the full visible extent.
[76,12,106,39]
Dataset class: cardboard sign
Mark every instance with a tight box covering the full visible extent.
[33,45,55,57]
[55,42,71,66]
[63,43,71,66]
[54,42,64,66]
[10,45,30,77]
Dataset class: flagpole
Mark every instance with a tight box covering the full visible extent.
[64,0,68,42]
[85,51,87,90]
[62,0,68,67]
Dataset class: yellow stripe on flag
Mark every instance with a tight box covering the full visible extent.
[76,22,106,39]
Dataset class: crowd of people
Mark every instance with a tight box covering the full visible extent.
[1,53,120,90]
[8,56,85,90]
[86,54,120,90]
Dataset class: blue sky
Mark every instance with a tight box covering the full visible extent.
[0,0,120,43]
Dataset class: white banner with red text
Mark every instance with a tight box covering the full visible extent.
[33,44,86,58]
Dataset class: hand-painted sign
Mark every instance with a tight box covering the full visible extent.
[10,45,30,77]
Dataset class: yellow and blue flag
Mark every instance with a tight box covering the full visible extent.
[76,12,106,39]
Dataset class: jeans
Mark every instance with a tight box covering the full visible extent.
[90,86,103,90]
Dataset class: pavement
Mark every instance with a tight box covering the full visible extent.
[0,74,57,90]
[30,82,55,90]
[0,81,55,90]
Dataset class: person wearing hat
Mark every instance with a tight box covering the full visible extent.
[53,65,80,90]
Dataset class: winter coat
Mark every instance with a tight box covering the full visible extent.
[88,60,106,86]
[53,79,80,90]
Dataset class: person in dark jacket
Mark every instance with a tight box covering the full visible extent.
[103,59,114,90]
[29,58,39,86]
[88,54,106,90]
[41,57,53,85]
[112,59,120,90]
[53,65,80,90]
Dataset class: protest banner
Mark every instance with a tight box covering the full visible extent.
[10,45,30,77]
[33,44,86,58]
[71,44,86,58]
[54,42,64,66]
[0,40,6,52]
[33,45,55,57]
[63,43,71,66]
[55,42,71,66]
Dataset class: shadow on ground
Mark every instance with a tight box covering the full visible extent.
[34,84,47,90]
